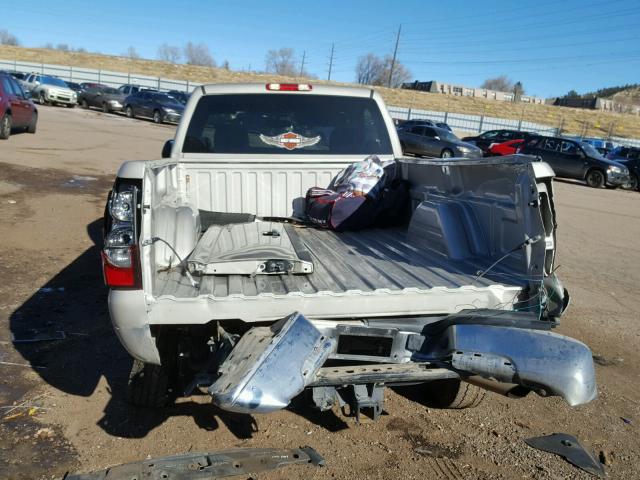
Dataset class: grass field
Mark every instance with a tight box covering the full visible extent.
[2,45,639,139]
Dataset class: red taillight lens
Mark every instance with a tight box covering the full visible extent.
[266,83,312,91]
[102,246,141,288]
[103,182,142,289]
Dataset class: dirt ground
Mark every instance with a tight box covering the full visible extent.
[0,106,639,480]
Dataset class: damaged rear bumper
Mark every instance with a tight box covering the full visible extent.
[208,310,597,414]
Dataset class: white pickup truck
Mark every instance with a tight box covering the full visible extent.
[102,83,596,417]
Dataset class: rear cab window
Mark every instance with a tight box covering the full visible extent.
[183,94,393,155]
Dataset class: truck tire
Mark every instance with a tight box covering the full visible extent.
[125,105,134,118]
[27,112,37,134]
[39,92,48,105]
[0,113,11,139]
[153,110,163,124]
[424,379,486,409]
[585,169,605,188]
[127,359,171,408]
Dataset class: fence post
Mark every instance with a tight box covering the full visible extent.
[186,80,190,92]
[157,77,161,90]
[478,115,484,133]
[517,118,522,130]
[444,111,448,124]
[98,70,101,83]
[70,66,73,81]
[407,107,412,120]
[128,72,131,84]
[41,62,44,74]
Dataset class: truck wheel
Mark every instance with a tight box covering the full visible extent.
[81,99,89,109]
[153,110,163,124]
[585,169,605,188]
[441,148,454,159]
[125,106,134,118]
[127,359,170,408]
[423,379,486,409]
[0,113,11,139]
[27,112,37,134]
[39,92,48,105]
[628,174,639,191]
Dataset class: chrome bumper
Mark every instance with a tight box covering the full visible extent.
[208,310,597,413]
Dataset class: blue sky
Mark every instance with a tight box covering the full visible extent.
[3,0,639,97]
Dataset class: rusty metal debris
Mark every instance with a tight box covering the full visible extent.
[63,446,325,479]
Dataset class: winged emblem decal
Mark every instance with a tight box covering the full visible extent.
[259,131,321,150]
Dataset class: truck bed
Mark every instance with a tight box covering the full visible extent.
[151,225,525,322]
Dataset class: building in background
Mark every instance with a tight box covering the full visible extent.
[401,80,544,104]
[550,96,640,114]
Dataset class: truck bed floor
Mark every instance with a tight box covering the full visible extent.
[152,226,526,321]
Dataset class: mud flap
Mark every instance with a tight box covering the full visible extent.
[209,312,335,413]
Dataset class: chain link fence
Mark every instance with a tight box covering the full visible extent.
[3,58,640,148]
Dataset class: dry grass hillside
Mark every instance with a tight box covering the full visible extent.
[2,45,639,139]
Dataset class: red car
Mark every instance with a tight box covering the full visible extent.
[0,73,38,139]
[488,139,524,156]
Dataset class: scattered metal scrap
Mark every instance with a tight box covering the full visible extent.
[525,433,605,477]
[62,446,325,480]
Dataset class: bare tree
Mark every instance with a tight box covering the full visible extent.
[481,75,513,92]
[265,48,297,76]
[0,29,19,46]
[380,55,411,88]
[355,54,384,85]
[158,43,182,63]
[56,43,70,52]
[184,42,215,67]
[222,59,230,70]
[124,46,140,59]
[43,42,54,49]
[512,80,525,100]
[354,53,411,87]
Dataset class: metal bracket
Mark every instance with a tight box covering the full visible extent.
[63,446,325,479]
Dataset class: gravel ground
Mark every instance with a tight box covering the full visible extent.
[0,106,638,480]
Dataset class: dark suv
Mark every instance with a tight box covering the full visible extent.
[462,129,530,155]
[607,146,640,191]
[520,135,629,188]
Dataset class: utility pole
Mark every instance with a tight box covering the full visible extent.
[299,50,306,77]
[388,24,402,88]
[327,43,334,81]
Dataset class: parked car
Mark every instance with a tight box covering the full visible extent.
[488,139,525,156]
[520,135,629,188]
[398,124,482,158]
[10,72,26,81]
[29,75,77,107]
[103,82,594,416]
[118,84,157,96]
[607,146,640,190]
[80,82,107,90]
[0,73,38,139]
[78,85,126,112]
[436,122,452,132]
[123,91,184,123]
[167,90,190,105]
[462,129,529,155]
[21,73,44,92]
[65,81,83,95]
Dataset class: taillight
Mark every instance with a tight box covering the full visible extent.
[266,83,312,91]
[102,182,142,289]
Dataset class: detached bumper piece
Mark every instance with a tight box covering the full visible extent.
[209,312,334,413]
[63,446,325,480]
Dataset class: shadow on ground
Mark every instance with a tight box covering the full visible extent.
[9,218,355,440]
[8,218,260,440]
